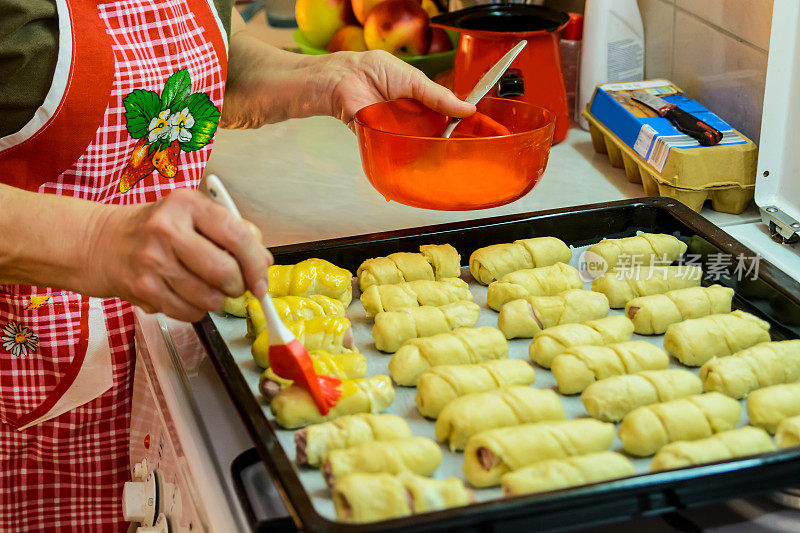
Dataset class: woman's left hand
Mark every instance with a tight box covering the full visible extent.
[315,50,476,128]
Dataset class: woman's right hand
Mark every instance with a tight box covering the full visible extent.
[92,188,272,322]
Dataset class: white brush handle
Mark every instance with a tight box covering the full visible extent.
[203,174,296,346]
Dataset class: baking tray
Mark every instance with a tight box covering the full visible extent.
[195,197,800,533]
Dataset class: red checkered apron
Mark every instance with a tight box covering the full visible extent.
[0,0,227,530]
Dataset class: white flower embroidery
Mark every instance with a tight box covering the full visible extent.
[1,322,38,357]
[148,109,173,143]
[168,107,195,143]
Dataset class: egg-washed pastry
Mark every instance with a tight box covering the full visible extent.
[625,285,734,335]
[332,472,471,523]
[586,233,687,270]
[617,392,741,456]
[497,289,610,340]
[501,452,635,497]
[699,340,800,400]
[529,315,634,369]
[269,258,353,306]
[415,359,535,419]
[436,387,566,451]
[373,301,480,353]
[469,237,572,286]
[463,419,615,488]
[663,310,771,367]
[776,415,800,448]
[360,278,472,318]
[389,327,508,386]
[270,375,395,429]
[322,436,442,487]
[356,244,461,291]
[259,350,368,400]
[551,341,669,395]
[650,427,776,472]
[246,295,345,338]
[222,291,251,317]
[581,369,703,423]
[294,413,412,467]
[486,263,583,312]
[251,316,354,368]
[747,382,800,434]
[591,265,702,309]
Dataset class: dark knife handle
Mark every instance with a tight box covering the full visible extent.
[664,107,723,146]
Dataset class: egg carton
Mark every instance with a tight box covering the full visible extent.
[582,109,756,214]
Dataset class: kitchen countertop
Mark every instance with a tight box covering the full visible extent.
[205,118,760,247]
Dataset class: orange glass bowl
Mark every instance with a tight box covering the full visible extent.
[354,97,555,210]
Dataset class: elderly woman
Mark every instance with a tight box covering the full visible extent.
[0,1,473,529]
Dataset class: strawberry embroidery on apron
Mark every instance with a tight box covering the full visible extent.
[120,69,220,192]
[1,322,39,357]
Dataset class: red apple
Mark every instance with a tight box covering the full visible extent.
[327,25,368,52]
[427,27,452,54]
[296,0,356,49]
[352,0,384,25]
[363,0,432,57]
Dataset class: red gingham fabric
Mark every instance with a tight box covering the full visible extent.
[0,0,226,530]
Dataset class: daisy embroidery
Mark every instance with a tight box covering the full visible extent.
[1,322,39,357]
[168,107,194,143]
[147,109,173,142]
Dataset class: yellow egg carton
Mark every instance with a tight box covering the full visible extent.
[582,82,758,214]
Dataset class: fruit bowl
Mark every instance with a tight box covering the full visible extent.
[354,97,555,211]
[293,29,457,79]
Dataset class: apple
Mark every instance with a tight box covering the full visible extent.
[296,0,356,49]
[352,0,384,25]
[363,0,432,57]
[427,27,452,54]
[421,0,439,18]
[327,25,368,52]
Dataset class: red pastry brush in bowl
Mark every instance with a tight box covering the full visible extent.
[204,174,342,415]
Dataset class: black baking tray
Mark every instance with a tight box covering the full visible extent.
[195,197,800,533]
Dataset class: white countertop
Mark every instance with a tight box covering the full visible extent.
[205,118,760,247]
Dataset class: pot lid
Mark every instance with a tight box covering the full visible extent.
[431,4,569,36]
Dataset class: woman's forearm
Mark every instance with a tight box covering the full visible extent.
[0,184,113,293]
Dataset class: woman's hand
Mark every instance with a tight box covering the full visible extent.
[92,189,272,322]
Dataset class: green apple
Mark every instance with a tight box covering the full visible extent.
[296,0,356,49]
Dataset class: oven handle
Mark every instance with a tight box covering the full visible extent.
[231,448,298,533]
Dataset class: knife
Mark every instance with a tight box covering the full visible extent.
[441,40,527,139]
[631,92,723,146]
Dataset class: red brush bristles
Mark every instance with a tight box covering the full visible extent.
[269,339,343,416]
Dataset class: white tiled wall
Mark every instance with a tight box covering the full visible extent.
[637,0,773,144]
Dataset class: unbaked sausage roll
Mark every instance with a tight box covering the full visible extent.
[586,233,687,270]
[776,416,800,448]
[389,327,508,386]
[486,263,583,311]
[699,340,800,399]
[650,427,776,472]
[294,413,412,467]
[269,258,353,306]
[436,387,566,451]
[747,382,800,434]
[529,315,634,369]
[617,392,741,456]
[497,289,610,340]
[251,316,354,368]
[246,295,346,338]
[469,237,572,285]
[463,419,615,487]
[360,278,472,317]
[551,341,669,395]
[356,244,461,291]
[591,265,702,308]
[501,452,635,497]
[332,472,471,523]
[373,301,480,353]
[625,285,734,335]
[581,369,703,423]
[322,436,442,487]
[663,310,771,367]
[259,350,367,400]
[415,359,535,419]
[270,375,395,429]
